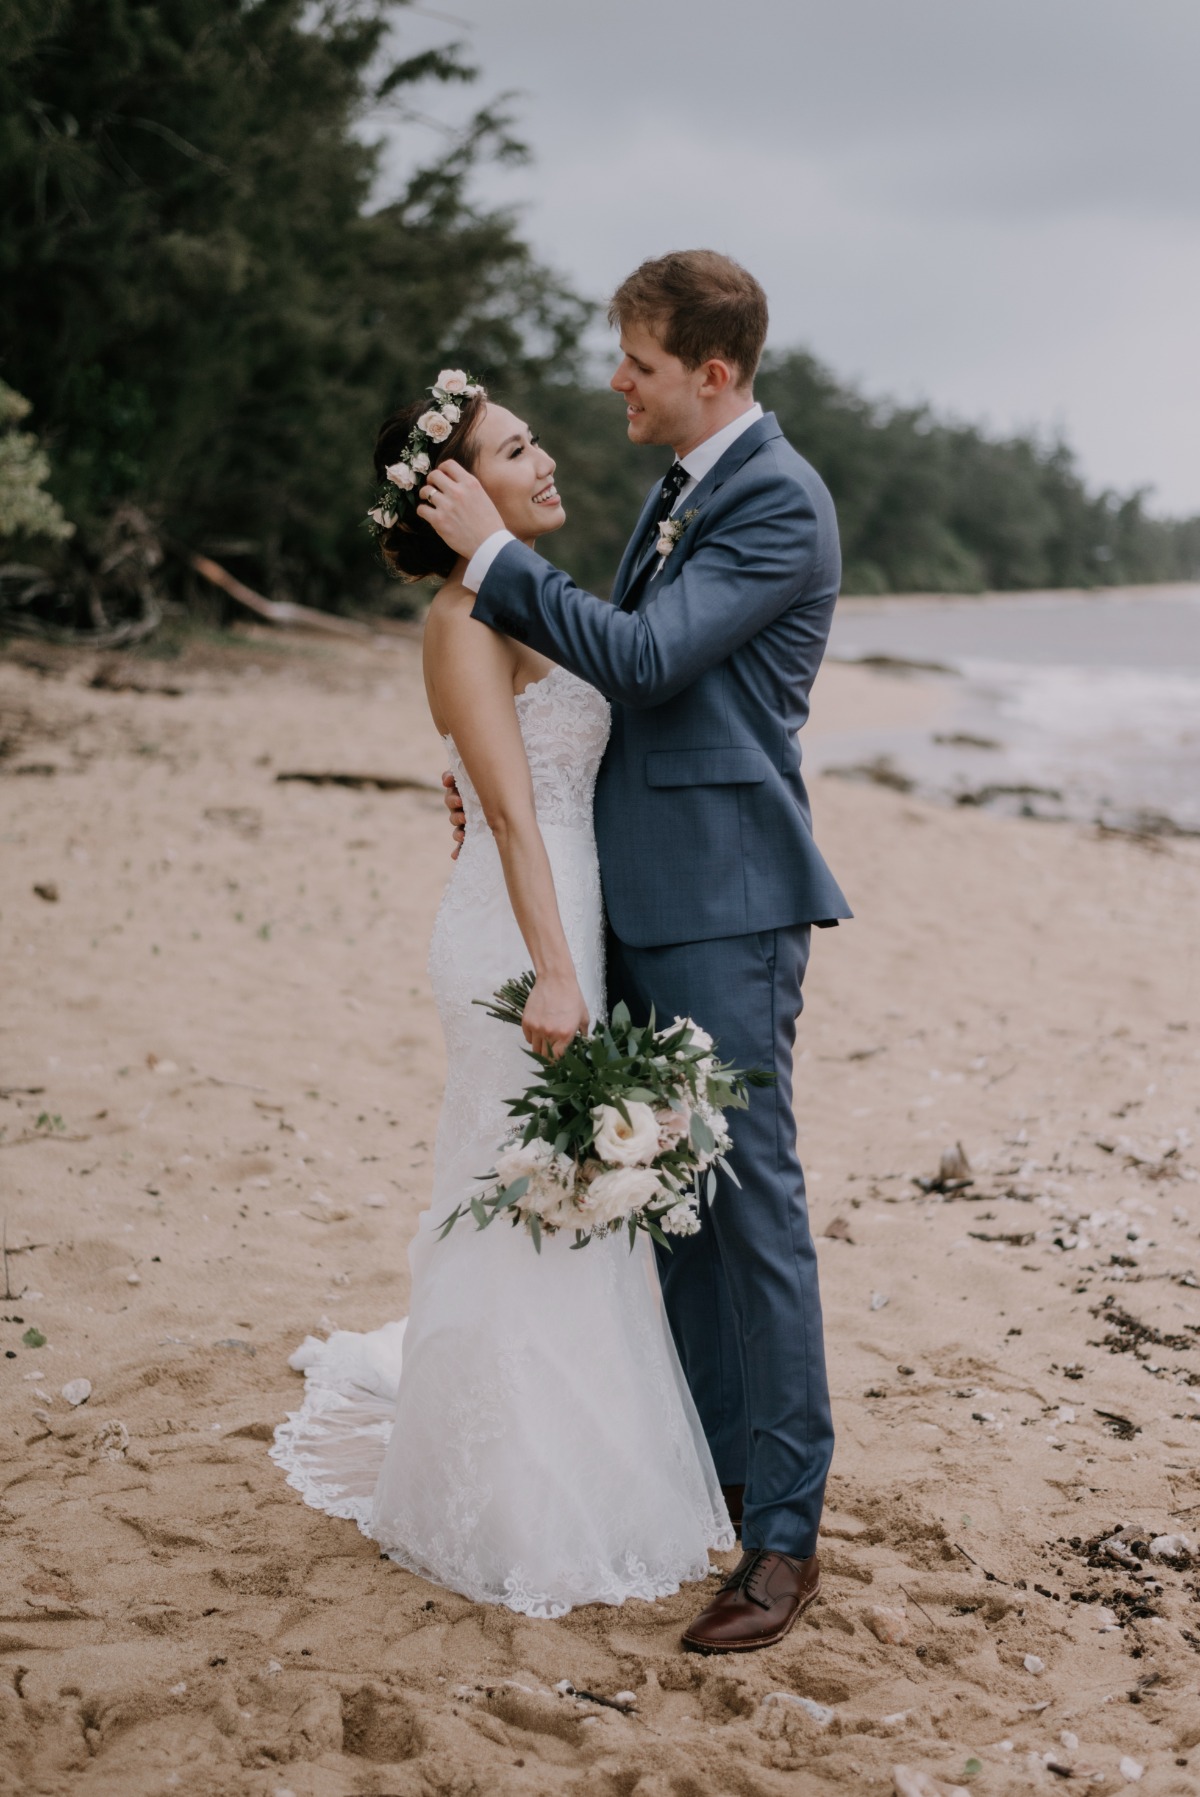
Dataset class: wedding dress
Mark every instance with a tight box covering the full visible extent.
[271,664,732,1619]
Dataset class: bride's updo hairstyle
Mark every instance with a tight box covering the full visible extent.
[371,384,488,581]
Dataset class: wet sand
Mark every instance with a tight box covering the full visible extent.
[2,629,1199,1796]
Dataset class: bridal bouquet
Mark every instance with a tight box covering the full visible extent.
[438,974,771,1252]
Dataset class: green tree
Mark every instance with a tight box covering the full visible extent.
[1,0,588,619]
[0,382,73,543]
[759,348,1199,593]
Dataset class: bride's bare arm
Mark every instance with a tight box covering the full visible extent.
[426,605,589,1058]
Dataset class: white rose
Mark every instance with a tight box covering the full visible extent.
[656,528,674,556]
[418,410,452,443]
[441,402,461,424]
[411,452,431,473]
[368,506,397,529]
[437,369,468,395]
[592,1101,660,1167]
[464,383,482,397]
[582,1164,663,1227]
[674,1017,713,1052]
[384,461,416,490]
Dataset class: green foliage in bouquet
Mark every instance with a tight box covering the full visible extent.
[439,975,772,1253]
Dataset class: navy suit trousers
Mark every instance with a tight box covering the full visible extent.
[606,923,834,1559]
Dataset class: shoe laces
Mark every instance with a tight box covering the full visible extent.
[722,1550,773,1609]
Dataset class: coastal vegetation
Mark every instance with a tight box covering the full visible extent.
[3,0,1197,641]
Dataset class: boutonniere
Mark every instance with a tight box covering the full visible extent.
[655,508,699,559]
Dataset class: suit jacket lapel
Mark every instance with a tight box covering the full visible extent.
[619,414,785,611]
[612,482,662,608]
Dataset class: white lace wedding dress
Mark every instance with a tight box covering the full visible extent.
[271,665,732,1619]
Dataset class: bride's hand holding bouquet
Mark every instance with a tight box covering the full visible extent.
[438,974,772,1253]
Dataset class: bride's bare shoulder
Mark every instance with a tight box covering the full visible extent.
[425,579,512,666]
[423,580,520,734]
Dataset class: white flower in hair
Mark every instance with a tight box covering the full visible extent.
[368,506,398,529]
[441,402,461,424]
[419,410,452,443]
[437,369,469,395]
[385,461,416,490]
[464,383,482,397]
[411,452,430,473]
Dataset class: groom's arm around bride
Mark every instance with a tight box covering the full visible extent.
[422,249,850,947]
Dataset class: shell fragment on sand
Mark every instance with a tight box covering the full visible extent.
[892,1767,970,1797]
[93,1419,129,1459]
[1149,1532,1192,1559]
[761,1692,835,1727]
[61,1378,91,1406]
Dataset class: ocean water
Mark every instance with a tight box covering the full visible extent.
[812,585,1200,834]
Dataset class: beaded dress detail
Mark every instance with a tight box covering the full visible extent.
[272,666,731,1618]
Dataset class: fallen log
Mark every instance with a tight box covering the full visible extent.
[189,554,377,640]
[274,770,440,793]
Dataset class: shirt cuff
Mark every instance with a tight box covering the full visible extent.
[463,529,516,593]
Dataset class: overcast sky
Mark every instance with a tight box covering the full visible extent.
[385,0,1200,514]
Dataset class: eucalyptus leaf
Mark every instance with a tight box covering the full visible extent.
[690,1113,715,1154]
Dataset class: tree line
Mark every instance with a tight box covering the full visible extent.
[2,0,1197,642]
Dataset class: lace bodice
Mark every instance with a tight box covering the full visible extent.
[445,664,610,835]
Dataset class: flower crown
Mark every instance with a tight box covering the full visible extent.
[367,369,485,538]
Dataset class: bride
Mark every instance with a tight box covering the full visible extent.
[272,374,732,1620]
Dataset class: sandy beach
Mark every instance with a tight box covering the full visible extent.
[2,626,1199,1797]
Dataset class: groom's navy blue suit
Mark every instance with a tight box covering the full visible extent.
[470,411,850,1558]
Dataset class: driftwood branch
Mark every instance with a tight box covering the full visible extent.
[275,771,439,793]
[189,554,377,640]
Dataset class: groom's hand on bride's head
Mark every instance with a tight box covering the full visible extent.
[442,770,466,859]
[417,460,504,559]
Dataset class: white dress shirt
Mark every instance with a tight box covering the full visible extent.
[462,402,764,594]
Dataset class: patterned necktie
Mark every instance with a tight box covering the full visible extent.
[654,460,689,532]
[622,461,691,610]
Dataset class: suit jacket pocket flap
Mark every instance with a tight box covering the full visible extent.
[645,747,769,788]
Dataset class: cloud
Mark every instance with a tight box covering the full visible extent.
[387,0,1200,510]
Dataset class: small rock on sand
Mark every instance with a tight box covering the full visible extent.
[61,1378,91,1407]
[866,1604,912,1645]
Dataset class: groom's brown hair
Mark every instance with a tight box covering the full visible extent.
[608,250,768,388]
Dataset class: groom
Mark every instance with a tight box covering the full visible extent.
[422,250,851,1653]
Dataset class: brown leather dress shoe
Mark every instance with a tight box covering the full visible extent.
[682,1549,820,1653]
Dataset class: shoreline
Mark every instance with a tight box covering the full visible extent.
[836,579,1200,612]
[2,632,1198,1796]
